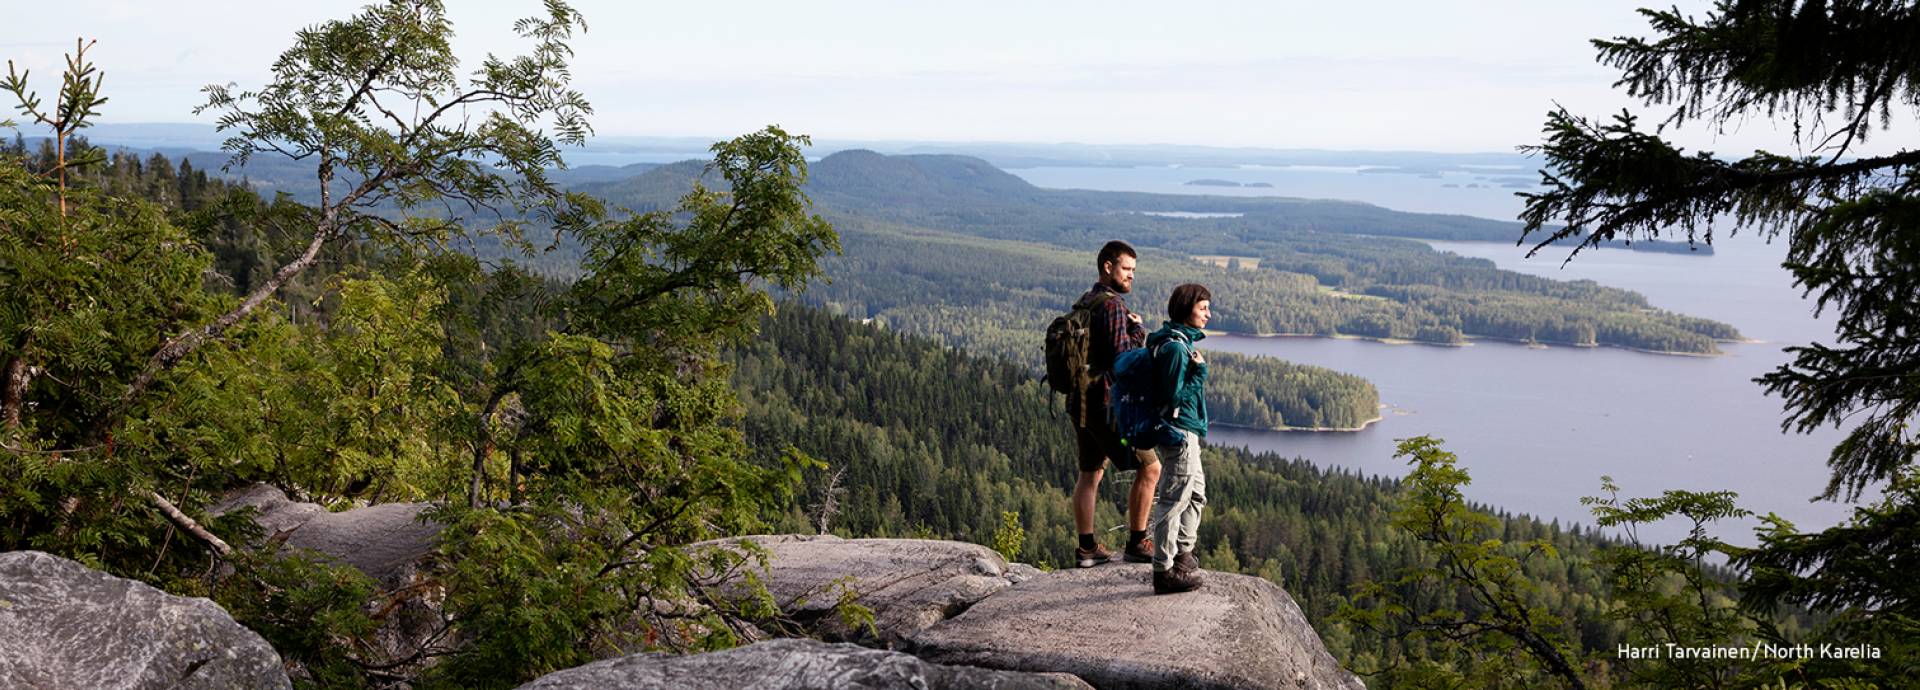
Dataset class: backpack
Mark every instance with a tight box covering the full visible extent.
[1043,292,1117,426]
[1108,329,1190,449]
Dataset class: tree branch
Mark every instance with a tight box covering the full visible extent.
[147,489,231,557]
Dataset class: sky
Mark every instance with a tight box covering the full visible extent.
[2,0,1904,156]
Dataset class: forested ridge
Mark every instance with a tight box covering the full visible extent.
[575,150,1742,355]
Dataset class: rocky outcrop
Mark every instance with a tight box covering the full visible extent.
[0,551,292,690]
[697,535,1037,645]
[908,562,1364,690]
[209,483,440,589]
[210,484,448,677]
[190,486,1364,690]
[514,637,1092,690]
[695,535,1363,690]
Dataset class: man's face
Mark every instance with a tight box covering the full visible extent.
[1100,254,1137,293]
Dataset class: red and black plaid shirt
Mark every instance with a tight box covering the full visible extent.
[1066,282,1147,420]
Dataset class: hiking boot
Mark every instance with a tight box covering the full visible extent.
[1174,550,1199,573]
[1076,543,1114,568]
[1153,566,1204,594]
[1122,538,1155,563]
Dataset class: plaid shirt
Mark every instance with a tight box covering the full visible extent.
[1067,283,1147,421]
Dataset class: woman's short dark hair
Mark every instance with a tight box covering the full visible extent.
[1168,283,1212,323]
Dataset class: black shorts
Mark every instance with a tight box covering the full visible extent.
[1075,415,1159,474]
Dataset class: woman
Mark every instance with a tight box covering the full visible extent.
[1148,283,1211,594]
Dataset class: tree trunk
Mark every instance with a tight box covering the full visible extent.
[2,352,30,430]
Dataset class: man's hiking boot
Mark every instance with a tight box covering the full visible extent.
[1153,565,1203,594]
[1076,543,1114,568]
[1174,550,1199,573]
[1122,538,1155,563]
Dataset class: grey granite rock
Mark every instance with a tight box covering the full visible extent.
[697,535,1027,645]
[211,483,439,589]
[207,482,327,539]
[908,563,1365,690]
[211,484,447,674]
[514,637,1091,690]
[0,551,292,690]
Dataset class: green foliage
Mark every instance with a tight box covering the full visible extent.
[6,10,842,689]
[195,0,596,257]
[1736,470,1920,686]
[1335,436,1589,690]
[2,38,109,199]
[214,549,383,690]
[990,511,1027,563]
[560,126,839,345]
[414,128,838,687]
[1583,478,1765,688]
[0,58,242,577]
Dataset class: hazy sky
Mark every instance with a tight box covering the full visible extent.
[2,0,1898,155]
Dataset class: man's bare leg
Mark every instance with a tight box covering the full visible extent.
[1072,468,1103,537]
[1128,461,1161,532]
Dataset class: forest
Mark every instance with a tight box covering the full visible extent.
[572,151,1743,356]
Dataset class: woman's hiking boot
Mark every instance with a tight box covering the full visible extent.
[1153,564,1203,594]
[1174,550,1199,572]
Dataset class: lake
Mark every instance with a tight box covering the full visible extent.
[1008,164,1859,546]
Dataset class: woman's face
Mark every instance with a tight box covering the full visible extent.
[1186,300,1210,329]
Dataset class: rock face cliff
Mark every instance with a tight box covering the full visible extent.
[0,551,293,690]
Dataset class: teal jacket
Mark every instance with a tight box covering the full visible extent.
[1149,322,1209,437]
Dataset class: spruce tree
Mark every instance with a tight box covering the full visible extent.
[1520,1,1920,681]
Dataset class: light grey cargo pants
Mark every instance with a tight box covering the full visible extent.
[1150,429,1206,572]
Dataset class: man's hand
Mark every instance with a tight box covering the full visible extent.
[1127,313,1143,326]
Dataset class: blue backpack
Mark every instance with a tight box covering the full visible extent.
[1108,329,1189,449]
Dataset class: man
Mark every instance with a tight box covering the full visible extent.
[1066,240,1163,567]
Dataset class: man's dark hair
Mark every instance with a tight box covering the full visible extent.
[1168,283,1212,323]
[1096,240,1137,274]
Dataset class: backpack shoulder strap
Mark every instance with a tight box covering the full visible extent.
[1150,328,1190,357]
[1078,290,1117,312]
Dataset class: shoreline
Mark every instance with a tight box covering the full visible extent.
[1212,415,1384,434]
[1209,330,1735,357]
